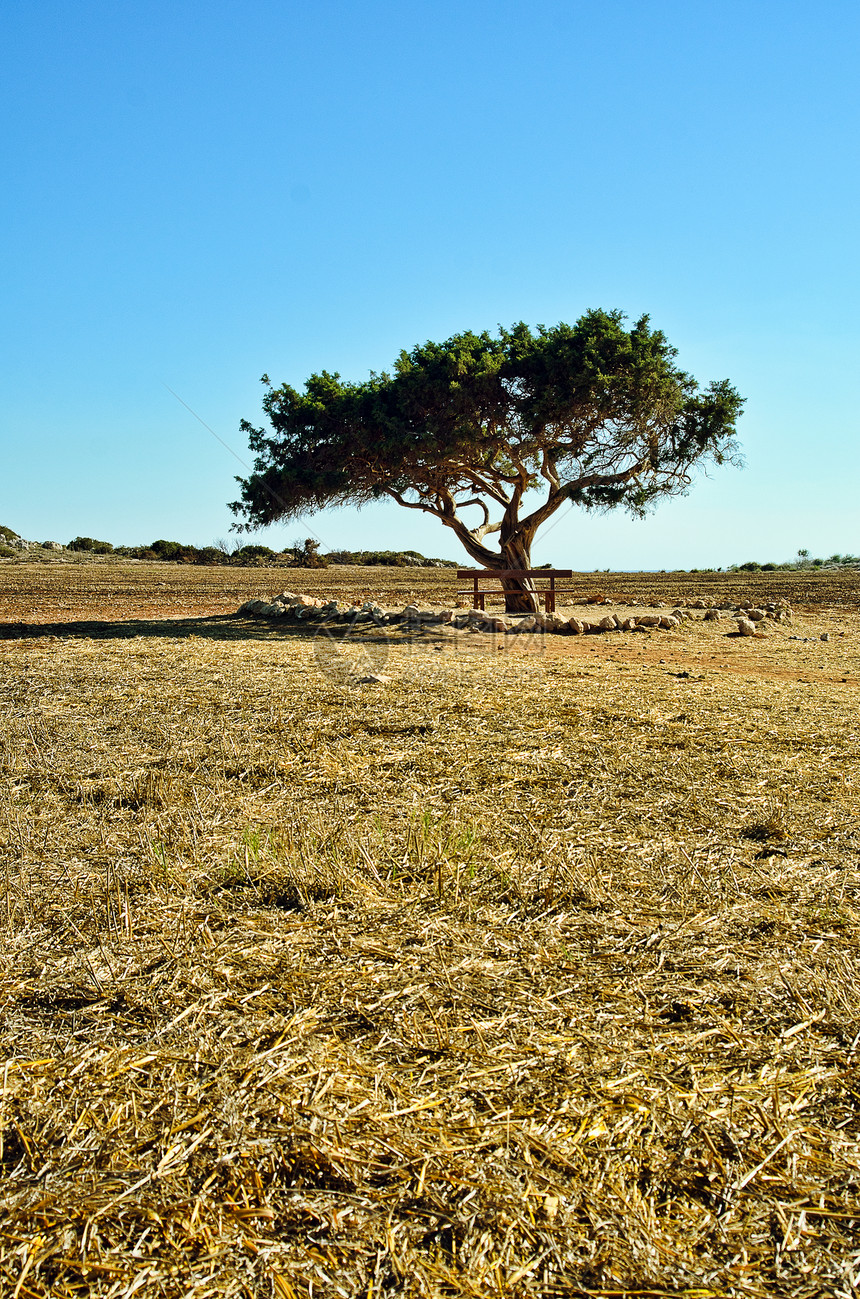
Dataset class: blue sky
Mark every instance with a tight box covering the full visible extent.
[2,0,858,569]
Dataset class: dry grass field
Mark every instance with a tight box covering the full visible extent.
[1,561,859,1298]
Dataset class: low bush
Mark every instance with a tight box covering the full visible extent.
[68,536,113,554]
[323,549,456,567]
[191,546,227,566]
[231,544,277,563]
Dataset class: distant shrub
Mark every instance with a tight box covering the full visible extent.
[323,549,456,567]
[192,546,226,566]
[287,538,327,568]
[739,561,761,572]
[761,562,778,571]
[68,536,113,554]
[149,539,185,561]
[0,525,18,543]
[231,544,277,565]
[0,544,16,559]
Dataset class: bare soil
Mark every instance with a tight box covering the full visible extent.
[1,559,858,689]
[1,556,858,624]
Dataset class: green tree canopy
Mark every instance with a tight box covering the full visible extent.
[232,310,743,608]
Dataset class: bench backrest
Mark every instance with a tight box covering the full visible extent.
[457,569,573,580]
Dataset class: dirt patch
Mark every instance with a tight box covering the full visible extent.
[2,561,857,692]
[1,557,859,624]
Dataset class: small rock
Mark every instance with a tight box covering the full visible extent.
[356,673,391,684]
[636,614,661,628]
[659,615,680,630]
[737,618,757,637]
[747,608,766,621]
[566,617,584,634]
[820,632,831,642]
[703,608,721,621]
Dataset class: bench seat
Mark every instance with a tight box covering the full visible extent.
[457,569,574,613]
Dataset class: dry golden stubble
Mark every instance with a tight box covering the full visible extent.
[0,590,858,1297]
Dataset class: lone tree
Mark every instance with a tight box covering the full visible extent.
[232,310,744,611]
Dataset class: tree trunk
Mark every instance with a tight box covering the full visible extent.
[497,537,537,614]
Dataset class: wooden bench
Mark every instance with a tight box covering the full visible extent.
[458,569,574,613]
